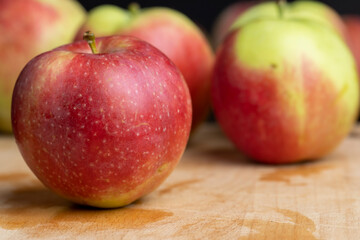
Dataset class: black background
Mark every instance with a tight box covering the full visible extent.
[78,0,360,34]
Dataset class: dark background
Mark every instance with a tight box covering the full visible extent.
[78,0,360,34]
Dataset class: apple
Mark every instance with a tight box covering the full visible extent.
[211,2,359,164]
[0,0,86,133]
[212,0,263,48]
[74,4,214,131]
[343,15,360,75]
[11,33,192,208]
[230,0,346,38]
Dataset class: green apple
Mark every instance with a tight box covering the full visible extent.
[75,4,214,132]
[212,1,359,164]
[0,0,86,132]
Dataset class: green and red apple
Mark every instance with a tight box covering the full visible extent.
[12,33,192,208]
[212,2,359,164]
[230,0,346,38]
[212,0,263,48]
[75,4,214,131]
[0,0,86,133]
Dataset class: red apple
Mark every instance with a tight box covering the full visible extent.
[11,33,192,208]
[74,5,214,131]
[343,15,360,75]
[0,0,86,132]
[211,5,359,164]
[212,1,263,48]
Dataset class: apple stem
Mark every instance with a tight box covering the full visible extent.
[277,0,287,18]
[129,2,140,15]
[83,31,98,54]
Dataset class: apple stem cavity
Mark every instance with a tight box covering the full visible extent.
[83,31,99,54]
[277,0,287,18]
[128,2,140,15]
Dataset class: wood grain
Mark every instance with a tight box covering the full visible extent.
[0,123,360,239]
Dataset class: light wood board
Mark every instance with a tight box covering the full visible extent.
[0,123,360,239]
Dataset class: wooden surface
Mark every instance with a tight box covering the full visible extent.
[1,123,360,240]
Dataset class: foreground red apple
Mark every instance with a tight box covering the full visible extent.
[0,0,86,132]
[343,15,360,76]
[11,33,192,208]
[212,4,359,164]
[75,4,214,131]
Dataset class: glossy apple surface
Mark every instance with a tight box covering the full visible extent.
[11,35,192,208]
[0,0,86,132]
[75,5,214,131]
[212,14,359,164]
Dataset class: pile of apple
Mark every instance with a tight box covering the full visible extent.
[1,0,359,208]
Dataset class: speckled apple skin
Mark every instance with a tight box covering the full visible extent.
[75,6,214,131]
[11,36,192,208]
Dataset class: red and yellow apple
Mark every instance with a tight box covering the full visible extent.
[0,0,86,133]
[11,34,192,208]
[230,0,346,38]
[343,15,360,75]
[75,4,214,131]
[212,4,359,164]
[212,0,263,48]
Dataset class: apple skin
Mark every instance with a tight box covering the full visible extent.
[11,35,192,208]
[212,0,262,48]
[75,5,214,131]
[231,1,346,38]
[212,18,359,164]
[343,15,360,76]
[0,0,86,133]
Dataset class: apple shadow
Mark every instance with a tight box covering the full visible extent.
[0,184,172,236]
[1,183,148,211]
[1,184,72,209]
[349,128,360,138]
[199,145,252,165]
[185,123,334,168]
[185,124,255,165]
[189,126,336,167]
[188,138,330,169]
[0,134,13,138]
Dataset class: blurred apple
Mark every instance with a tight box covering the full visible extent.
[75,4,214,131]
[230,0,346,38]
[0,0,86,133]
[12,33,192,208]
[212,2,359,164]
[343,15,360,75]
[212,0,263,48]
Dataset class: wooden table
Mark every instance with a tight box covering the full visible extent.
[1,123,360,239]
